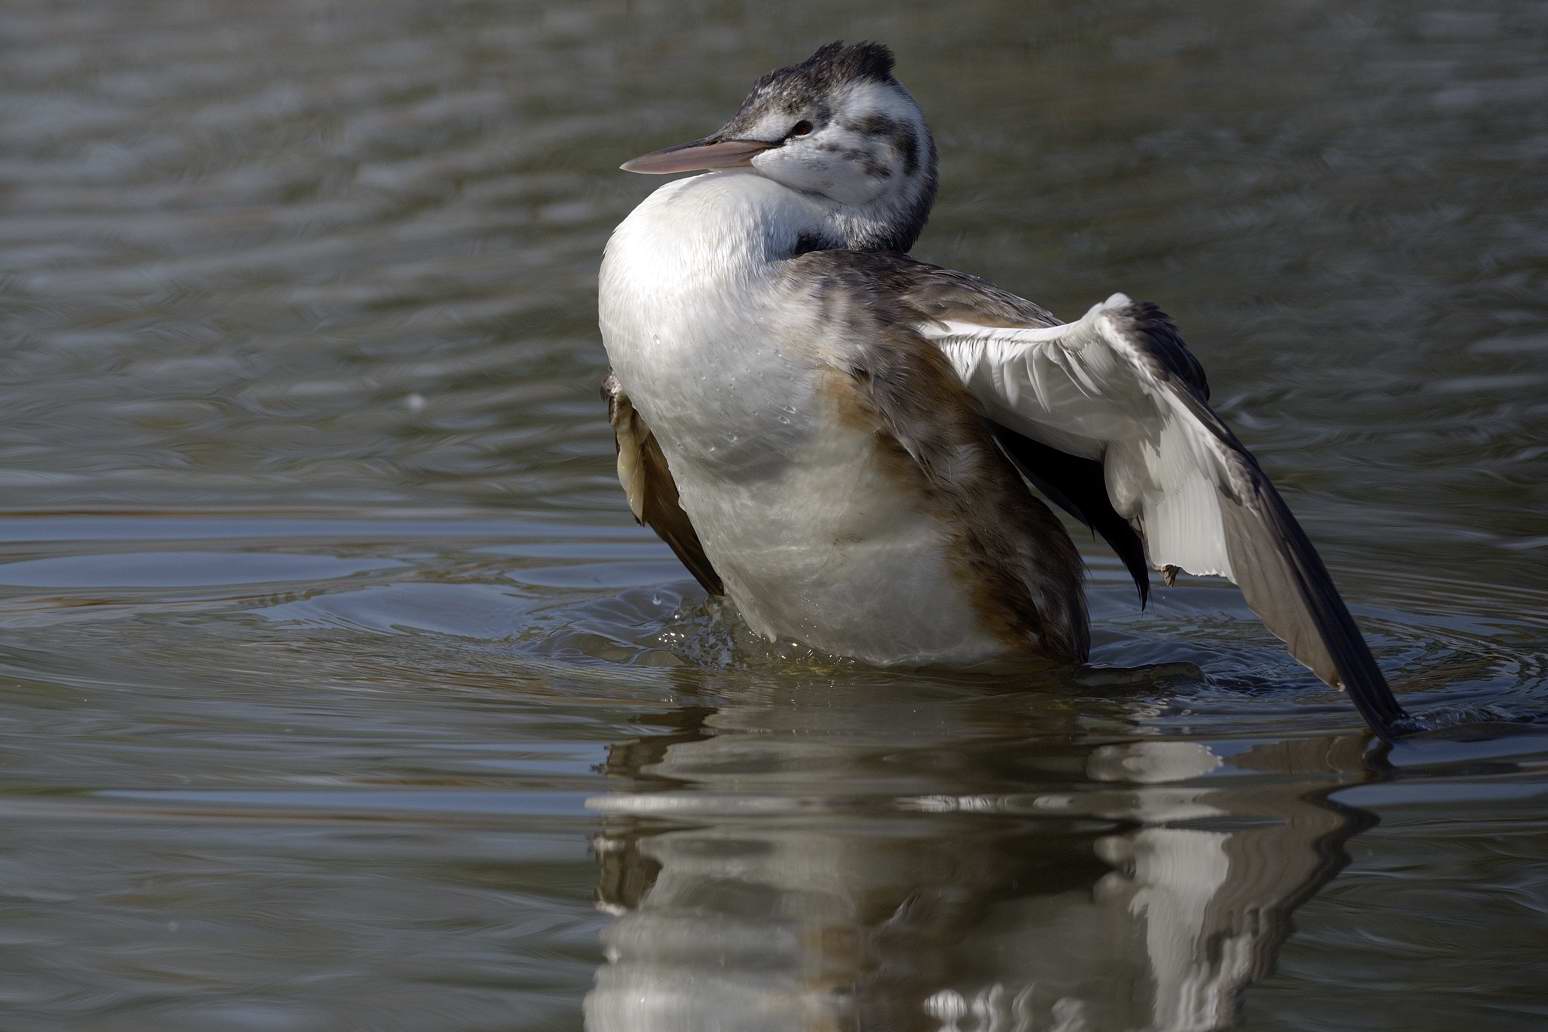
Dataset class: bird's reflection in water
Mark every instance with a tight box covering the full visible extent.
[584,674,1380,1032]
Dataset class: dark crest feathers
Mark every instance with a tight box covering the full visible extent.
[747,41,896,99]
[801,40,895,82]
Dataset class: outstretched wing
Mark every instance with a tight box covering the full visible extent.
[920,288,1406,738]
[798,252,1403,736]
[603,373,723,596]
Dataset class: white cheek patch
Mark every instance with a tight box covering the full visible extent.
[812,126,890,202]
[744,79,928,209]
[754,126,888,204]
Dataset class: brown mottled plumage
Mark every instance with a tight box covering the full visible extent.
[789,250,1089,658]
[603,374,722,596]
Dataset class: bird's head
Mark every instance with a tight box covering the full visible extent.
[620,41,938,253]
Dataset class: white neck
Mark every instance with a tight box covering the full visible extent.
[604,171,923,284]
[599,174,816,410]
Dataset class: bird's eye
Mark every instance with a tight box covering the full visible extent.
[789,120,814,138]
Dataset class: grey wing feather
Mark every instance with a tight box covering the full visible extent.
[1098,304,1404,737]
[1162,375,1405,736]
[603,373,724,596]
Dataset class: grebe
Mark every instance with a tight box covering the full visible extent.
[598,42,1406,739]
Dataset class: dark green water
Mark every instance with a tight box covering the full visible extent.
[1,2,1545,1029]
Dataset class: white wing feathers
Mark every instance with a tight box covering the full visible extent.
[929,294,1234,580]
[923,293,1407,738]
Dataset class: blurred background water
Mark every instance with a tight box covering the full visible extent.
[1,1,1546,1029]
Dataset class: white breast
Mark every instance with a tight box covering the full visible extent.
[599,173,1007,664]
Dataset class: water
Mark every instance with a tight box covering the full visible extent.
[2,1,1545,1029]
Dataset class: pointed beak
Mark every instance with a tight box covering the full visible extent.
[619,137,773,175]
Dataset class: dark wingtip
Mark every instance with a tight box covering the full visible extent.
[1339,665,1409,745]
[1254,477,1411,743]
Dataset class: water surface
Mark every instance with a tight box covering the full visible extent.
[1,1,1545,1029]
